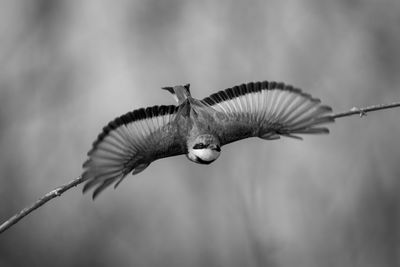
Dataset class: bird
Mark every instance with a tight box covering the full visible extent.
[82,81,334,199]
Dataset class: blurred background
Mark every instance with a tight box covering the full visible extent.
[0,0,399,266]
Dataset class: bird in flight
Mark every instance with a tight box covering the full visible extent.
[82,81,334,198]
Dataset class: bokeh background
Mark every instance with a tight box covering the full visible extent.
[1,1,399,266]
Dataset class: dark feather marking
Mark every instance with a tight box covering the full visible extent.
[145,107,153,117]
[232,85,241,97]
[220,90,230,101]
[262,81,268,88]
[202,80,322,107]
[162,87,175,95]
[248,82,254,92]
[92,105,178,147]
[268,81,275,89]
[226,88,235,99]
[184,83,191,94]
[239,84,247,96]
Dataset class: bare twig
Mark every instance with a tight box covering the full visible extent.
[330,101,400,119]
[0,101,400,235]
[0,176,84,234]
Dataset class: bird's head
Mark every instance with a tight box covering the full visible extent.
[187,134,221,164]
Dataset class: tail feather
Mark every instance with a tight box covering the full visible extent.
[290,127,330,134]
[162,84,191,104]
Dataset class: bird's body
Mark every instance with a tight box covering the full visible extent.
[83,81,334,198]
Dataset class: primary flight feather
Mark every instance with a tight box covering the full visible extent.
[82,81,334,198]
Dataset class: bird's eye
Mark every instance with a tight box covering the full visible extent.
[193,143,206,149]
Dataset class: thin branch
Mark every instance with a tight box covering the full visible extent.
[1,101,400,235]
[0,176,84,234]
[330,101,400,119]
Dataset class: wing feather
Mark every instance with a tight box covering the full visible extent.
[82,105,185,199]
[202,81,334,146]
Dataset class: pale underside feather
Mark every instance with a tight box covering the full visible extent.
[82,105,184,199]
[202,81,334,145]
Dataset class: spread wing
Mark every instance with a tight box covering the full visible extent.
[202,81,334,146]
[82,105,185,199]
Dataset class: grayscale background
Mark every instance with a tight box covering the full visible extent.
[1,1,399,266]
